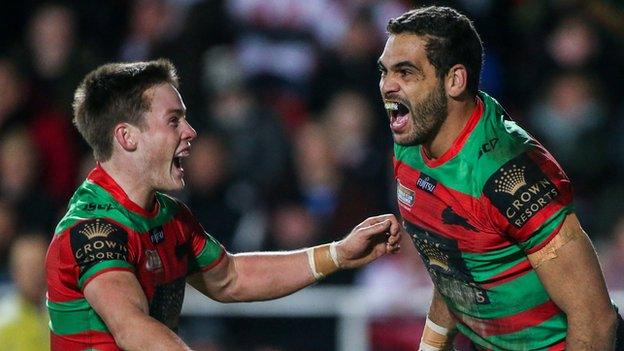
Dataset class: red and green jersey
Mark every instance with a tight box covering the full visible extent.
[45,165,225,351]
[394,92,573,350]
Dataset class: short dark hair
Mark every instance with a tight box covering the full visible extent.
[387,6,483,95]
[73,59,179,161]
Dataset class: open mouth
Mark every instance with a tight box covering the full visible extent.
[173,156,183,170]
[385,100,410,131]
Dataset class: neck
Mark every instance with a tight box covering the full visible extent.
[99,159,156,211]
[423,95,477,159]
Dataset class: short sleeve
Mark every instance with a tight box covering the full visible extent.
[69,218,134,290]
[482,145,574,253]
[177,204,225,274]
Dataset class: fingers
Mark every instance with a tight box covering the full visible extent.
[386,241,401,254]
[357,214,401,235]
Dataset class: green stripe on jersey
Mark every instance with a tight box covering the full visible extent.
[190,235,224,273]
[394,92,534,197]
[55,181,180,234]
[458,312,567,350]
[47,298,108,335]
[461,244,527,282]
[519,206,572,252]
[447,269,549,319]
[78,259,134,289]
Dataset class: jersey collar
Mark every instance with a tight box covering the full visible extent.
[421,96,484,168]
[87,163,160,218]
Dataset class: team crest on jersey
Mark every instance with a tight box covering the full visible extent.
[70,219,129,275]
[484,153,559,228]
[145,249,163,272]
[397,181,415,208]
[150,226,165,244]
[416,172,437,193]
[405,221,490,305]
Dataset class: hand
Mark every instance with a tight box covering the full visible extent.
[335,214,403,269]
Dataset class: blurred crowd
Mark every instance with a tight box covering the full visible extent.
[0,0,623,350]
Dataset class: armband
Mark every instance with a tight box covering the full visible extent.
[419,316,455,351]
[306,242,340,280]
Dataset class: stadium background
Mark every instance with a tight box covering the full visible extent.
[0,0,623,350]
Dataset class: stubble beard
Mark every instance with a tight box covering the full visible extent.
[396,82,448,147]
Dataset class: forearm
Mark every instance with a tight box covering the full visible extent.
[114,314,192,351]
[224,250,319,302]
[428,288,456,329]
[565,310,617,350]
[420,288,456,351]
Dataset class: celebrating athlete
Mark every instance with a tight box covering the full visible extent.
[378,6,623,350]
[45,59,402,351]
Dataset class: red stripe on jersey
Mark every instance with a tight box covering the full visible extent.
[548,340,566,350]
[456,300,561,337]
[51,330,119,351]
[87,164,160,218]
[480,259,532,289]
[422,97,483,168]
[394,160,516,254]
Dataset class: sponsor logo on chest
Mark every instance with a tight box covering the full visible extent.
[150,226,165,244]
[416,172,437,193]
[397,181,415,208]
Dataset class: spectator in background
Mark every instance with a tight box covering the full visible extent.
[184,134,243,249]
[0,129,57,233]
[119,0,181,62]
[203,47,294,210]
[527,71,608,231]
[0,56,78,204]
[18,3,97,116]
[0,233,49,351]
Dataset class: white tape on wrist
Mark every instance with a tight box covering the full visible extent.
[306,248,324,280]
[425,316,450,335]
[418,316,452,351]
[329,241,340,268]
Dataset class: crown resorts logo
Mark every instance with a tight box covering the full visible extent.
[484,154,560,228]
[79,219,116,240]
[493,164,527,195]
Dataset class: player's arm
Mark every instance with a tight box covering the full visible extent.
[529,213,618,350]
[84,270,192,351]
[419,287,457,351]
[188,214,402,302]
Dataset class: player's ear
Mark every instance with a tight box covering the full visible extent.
[445,64,468,98]
[114,123,139,152]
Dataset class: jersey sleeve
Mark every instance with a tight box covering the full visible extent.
[177,203,226,274]
[482,145,574,253]
[69,218,134,290]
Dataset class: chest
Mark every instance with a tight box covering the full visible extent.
[394,163,512,254]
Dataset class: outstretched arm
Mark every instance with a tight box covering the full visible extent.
[530,213,617,350]
[188,214,402,302]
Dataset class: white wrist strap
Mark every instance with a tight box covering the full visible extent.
[329,241,340,268]
[419,316,452,351]
[425,316,450,335]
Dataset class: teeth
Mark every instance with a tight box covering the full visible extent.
[385,101,399,111]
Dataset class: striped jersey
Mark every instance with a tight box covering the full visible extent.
[394,92,573,350]
[45,165,225,351]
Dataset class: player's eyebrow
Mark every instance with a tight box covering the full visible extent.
[166,108,187,117]
[391,61,423,75]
